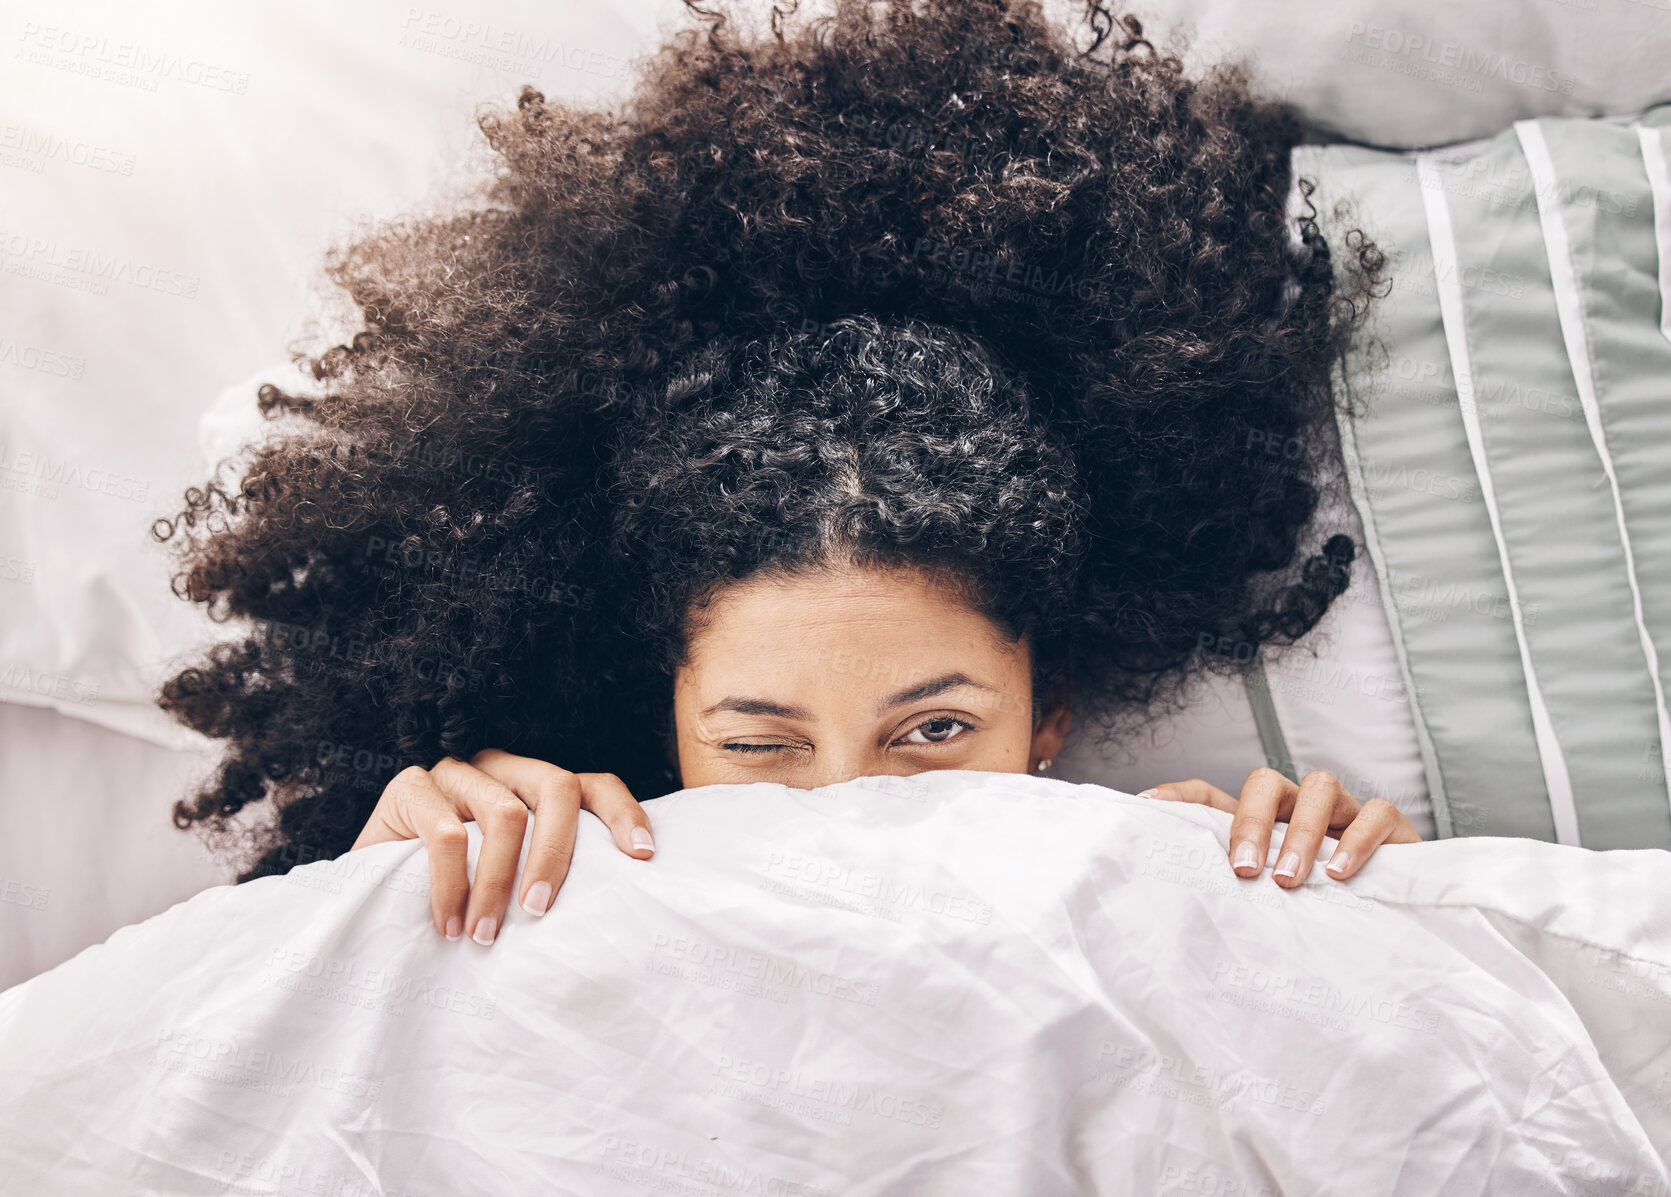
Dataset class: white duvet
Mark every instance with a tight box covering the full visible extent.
[0,771,1667,1195]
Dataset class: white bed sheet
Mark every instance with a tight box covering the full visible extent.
[0,770,1665,1194]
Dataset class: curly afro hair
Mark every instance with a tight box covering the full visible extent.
[606,315,1084,712]
[154,0,1386,880]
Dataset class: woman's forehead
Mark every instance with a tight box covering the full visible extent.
[678,563,1029,689]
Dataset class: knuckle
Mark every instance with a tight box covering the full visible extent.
[391,764,430,789]
[423,759,459,787]
[471,872,514,899]
[484,793,529,825]
[1286,817,1330,841]
[1246,767,1289,791]
[432,822,469,852]
[1359,797,1396,823]
[541,773,583,806]
[1301,769,1339,789]
[385,766,435,807]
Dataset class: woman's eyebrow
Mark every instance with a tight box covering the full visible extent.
[880,673,993,710]
[701,697,811,719]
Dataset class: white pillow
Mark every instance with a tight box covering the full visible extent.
[1076,0,1671,148]
[0,704,229,992]
[0,0,680,743]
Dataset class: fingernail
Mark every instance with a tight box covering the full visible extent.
[1136,788,1158,799]
[1137,788,1167,800]
[521,881,552,916]
[630,827,655,855]
[1273,851,1301,880]
[444,916,462,941]
[1326,850,1352,877]
[1231,841,1260,873]
[471,916,497,946]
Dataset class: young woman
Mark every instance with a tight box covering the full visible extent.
[154,0,1415,948]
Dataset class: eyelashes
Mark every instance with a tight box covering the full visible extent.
[895,715,974,746]
[720,714,977,754]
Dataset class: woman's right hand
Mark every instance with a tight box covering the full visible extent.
[351,749,655,946]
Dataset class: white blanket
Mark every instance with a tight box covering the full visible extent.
[1,771,1667,1195]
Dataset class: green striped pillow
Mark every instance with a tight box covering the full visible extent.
[1293,102,1671,849]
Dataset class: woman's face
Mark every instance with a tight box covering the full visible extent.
[672,561,1071,789]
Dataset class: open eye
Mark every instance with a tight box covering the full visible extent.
[896,716,974,747]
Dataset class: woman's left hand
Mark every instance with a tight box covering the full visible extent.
[1137,768,1421,886]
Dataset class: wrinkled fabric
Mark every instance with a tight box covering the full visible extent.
[0,770,1666,1195]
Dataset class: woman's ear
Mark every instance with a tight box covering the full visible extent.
[1029,684,1072,765]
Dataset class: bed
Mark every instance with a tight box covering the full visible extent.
[4,0,1671,1187]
